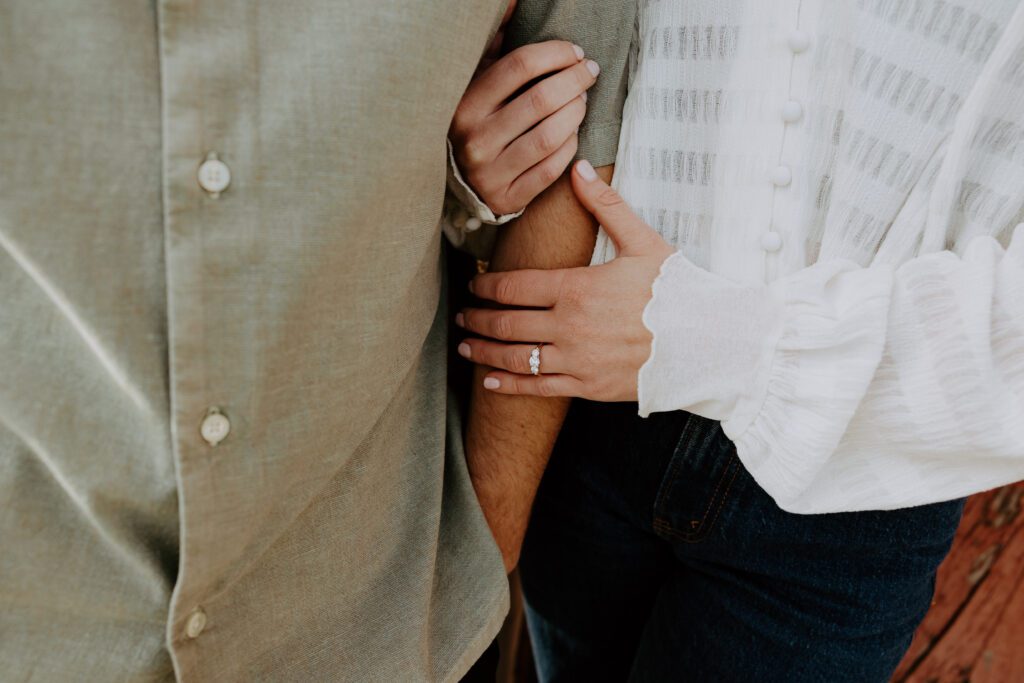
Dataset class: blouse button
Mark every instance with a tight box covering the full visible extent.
[787,30,811,53]
[780,100,803,123]
[761,231,783,253]
[769,165,792,187]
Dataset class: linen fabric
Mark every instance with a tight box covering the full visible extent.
[0,1,511,680]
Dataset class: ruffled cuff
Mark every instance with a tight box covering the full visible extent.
[446,140,524,228]
[639,255,894,511]
[638,252,781,421]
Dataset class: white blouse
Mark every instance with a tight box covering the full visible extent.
[605,0,1024,512]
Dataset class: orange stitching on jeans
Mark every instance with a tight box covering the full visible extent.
[655,453,740,544]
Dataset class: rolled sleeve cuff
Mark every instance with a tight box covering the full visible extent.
[446,140,524,228]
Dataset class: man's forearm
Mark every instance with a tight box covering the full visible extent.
[465,165,613,571]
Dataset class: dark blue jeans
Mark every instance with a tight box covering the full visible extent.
[519,401,964,682]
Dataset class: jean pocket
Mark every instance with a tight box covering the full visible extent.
[652,415,743,543]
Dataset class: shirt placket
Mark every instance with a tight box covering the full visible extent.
[157,1,243,676]
[763,0,812,285]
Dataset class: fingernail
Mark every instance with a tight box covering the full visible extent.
[581,91,588,103]
[576,159,597,181]
[457,342,471,359]
[468,279,475,294]
[455,313,465,327]
[483,377,501,390]
[572,44,584,60]
[586,60,600,77]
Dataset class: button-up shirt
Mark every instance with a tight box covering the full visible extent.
[1,2,508,680]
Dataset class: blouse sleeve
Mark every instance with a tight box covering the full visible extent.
[638,228,1024,513]
[506,0,637,168]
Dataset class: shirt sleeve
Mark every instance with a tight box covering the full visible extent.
[506,0,637,169]
[638,227,1024,514]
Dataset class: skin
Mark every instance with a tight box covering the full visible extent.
[450,40,600,215]
[462,164,613,572]
[458,160,674,403]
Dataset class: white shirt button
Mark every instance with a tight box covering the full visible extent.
[761,231,783,252]
[200,408,231,446]
[465,216,483,232]
[185,608,207,639]
[770,165,793,187]
[197,153,231,196]
[780,100,803,123]
[787,30,811,53]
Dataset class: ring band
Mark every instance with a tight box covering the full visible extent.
[529,344,542,376]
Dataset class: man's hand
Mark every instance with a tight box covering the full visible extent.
[457,160,674,401]
[450,39,600,215]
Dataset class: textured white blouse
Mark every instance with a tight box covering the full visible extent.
[600,0,1024,513]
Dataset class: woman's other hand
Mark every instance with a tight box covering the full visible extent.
[450,39,600,215]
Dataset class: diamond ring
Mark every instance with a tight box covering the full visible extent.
[529,344,543,376]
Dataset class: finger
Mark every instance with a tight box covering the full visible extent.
[494,95,585,185]
[458,339,567,375]
[465,41,584,118]
[571,160,665,256]
[503,131,578,210]
[470,269,565,307]
[481,371,586,398]
[488,59,599,149]
[456,308,557,343]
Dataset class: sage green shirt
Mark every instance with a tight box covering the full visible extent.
[0,1,633,680]
[1,2,511,680]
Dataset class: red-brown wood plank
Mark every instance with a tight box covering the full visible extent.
[894,484,1024,682]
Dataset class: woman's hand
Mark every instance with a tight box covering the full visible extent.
[449,40,600,215]
[456,160,675,401]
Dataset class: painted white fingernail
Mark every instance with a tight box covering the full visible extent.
[455,313,465,327]
[576,159,597,181]
[586,60,600,77]
[457,343,471,359]
[483,377,501,390]
[572,44,584,60]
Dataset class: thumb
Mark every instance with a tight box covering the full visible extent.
[571,160,663,256]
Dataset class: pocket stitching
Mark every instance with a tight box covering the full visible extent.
[654,448,740,544]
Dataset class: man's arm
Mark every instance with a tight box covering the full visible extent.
[462,165,613,572]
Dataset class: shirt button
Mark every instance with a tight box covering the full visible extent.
[200,408,231,446]
[780,100,803,123]
[465,216,483,232]
[185,608,207,639]
[761,231,783,253]
[787,30,811,53]
[770,165,792,187]
[197,153,231,197]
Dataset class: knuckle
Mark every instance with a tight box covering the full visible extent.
[595,187,623,210]
[504,49,532,80]
[493,313,515,340]
[494,276,518,304]
[528,86,553,116]
[461,135,488,168]
[507,348,528,374]
[533,128,559,156]
[536,161,561,188]
[537,378,557,397]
